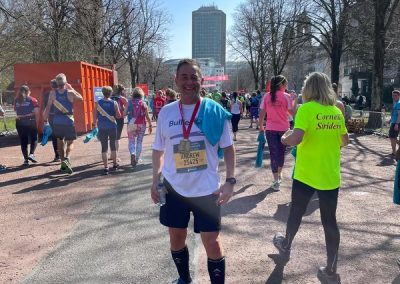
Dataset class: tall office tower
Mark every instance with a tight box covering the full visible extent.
[192,6,226,67]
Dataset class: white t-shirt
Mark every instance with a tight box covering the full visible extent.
[153,101,233,197]
[230,100,241,114]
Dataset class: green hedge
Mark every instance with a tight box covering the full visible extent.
[0,117,16,132]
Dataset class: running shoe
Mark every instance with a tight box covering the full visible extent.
[131,154,136,167]
[317,267,341,284]
[112,164,119,170]
[28,154,38,163]
[23,160,29,166]
[272,233,290,263]
[271,180,281,191]
[61,160,68,171]
[62,159,73,175]
[249,125,253,128]
[103,168,109,175]
[53,156,61,162]
[0,164,6,171]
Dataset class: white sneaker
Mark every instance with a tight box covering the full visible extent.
[271,180,280,191]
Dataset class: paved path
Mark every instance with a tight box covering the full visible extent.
[22,154,197,284]
[1,119,400,283]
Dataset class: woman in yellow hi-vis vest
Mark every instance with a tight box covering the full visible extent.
[273,72,349,284]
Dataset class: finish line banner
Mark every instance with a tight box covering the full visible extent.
[203,75,229,81]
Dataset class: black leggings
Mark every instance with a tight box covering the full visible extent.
[285,179,340,273]
[97,128,117,153]
[231,113,241,133]
[16,119,38,160]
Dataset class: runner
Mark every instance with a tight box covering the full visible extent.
[153,90,165,121]
[166,88,177,104]
[288,90,297,129]
[92,86,121,175]
[151,59,235,284]
[200,88,208,98]
[149,93,155,120]
[111,84,128,156]
[389,90,400,156]
[43,73,83,174]
[332,83,345,116]
[259,75,297,191]
[273,72,349,284]
[220,92,231,111]
[14,85,40,166]
[238,92,246,118]
[249,92,260,129]
[230,92,242,141]
[125,87,152,167]
[0,104,6,170]
[43,79,60,162]
[211,89,222,103]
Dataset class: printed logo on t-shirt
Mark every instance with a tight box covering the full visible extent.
[173,140,208,173]
[316,113,342,130]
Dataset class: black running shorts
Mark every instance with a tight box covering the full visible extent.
[116,118,124,140]
[160,179,221,233]
[52,124,77,141]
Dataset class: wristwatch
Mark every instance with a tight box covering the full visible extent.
[225,177,237,185]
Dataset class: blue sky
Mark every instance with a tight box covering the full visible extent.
[161,0,244,59]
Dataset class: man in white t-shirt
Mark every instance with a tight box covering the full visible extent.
[151,59,236,284]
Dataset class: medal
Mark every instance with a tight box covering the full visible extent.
[178,100,201,154]
[179,139,191,154]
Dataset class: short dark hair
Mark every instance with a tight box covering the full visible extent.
[176,59,202,77]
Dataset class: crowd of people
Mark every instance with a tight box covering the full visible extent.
[2,58,400,283]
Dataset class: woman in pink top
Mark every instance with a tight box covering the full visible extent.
[259,75,297,190]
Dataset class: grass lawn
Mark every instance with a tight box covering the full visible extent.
[0,117,16,132]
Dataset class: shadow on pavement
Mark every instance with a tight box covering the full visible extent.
[234,184,254,196]
[265,254,286,284]
[393,275,400,284]
[10,161,138,194]
[273,193,320,223]
[377,155,396,166]
[223,188,275,216]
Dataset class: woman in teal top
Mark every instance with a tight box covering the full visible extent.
[272,72,349,284]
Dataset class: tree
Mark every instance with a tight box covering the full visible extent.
[29,0,76,62]
[74,0,134,65]
[302,0,355,84]
[121,0,168,87]
[371,0,400,110]
[229,0,304,90]
[264,0,303,75]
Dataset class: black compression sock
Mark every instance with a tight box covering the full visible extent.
[171,246,192,283]
[208,257,225,284]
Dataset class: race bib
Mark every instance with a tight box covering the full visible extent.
[174,140,208,173]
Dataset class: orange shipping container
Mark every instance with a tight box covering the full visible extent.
[14,61,117,133]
